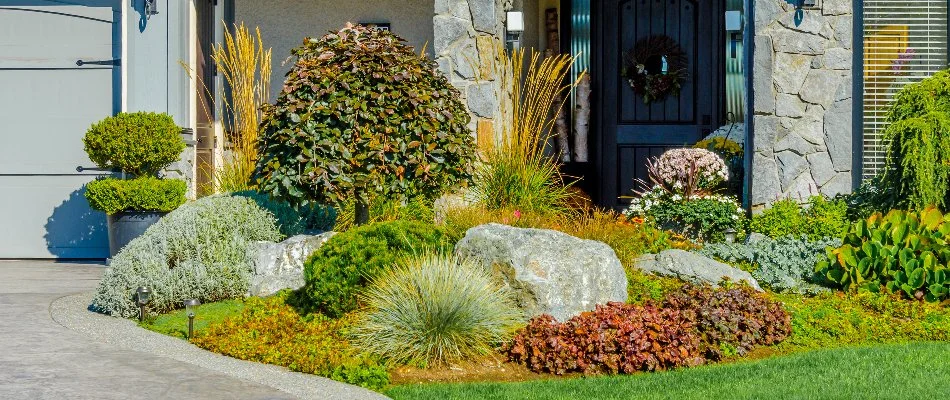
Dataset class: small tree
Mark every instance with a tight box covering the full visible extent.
[255,25,476,224]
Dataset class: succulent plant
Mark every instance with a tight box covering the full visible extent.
[816,206,950,301]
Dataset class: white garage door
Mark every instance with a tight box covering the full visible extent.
[0,1,119,258]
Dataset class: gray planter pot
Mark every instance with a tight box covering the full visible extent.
[107,211,166,257]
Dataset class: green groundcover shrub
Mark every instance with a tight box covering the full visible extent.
[298,220,454,318]
[91,195,283,318]
[626,188,747,243]
[701,235,842,294]
[255,25,475,220]
[816,207,950,301]
[750,196,849,241]
[85,177,187,215]
[231,190,336,236]
[83,112,185,177]
[193,295,389,390]
[353,254,523,366]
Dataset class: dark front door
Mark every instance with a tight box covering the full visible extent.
[594,0,724,208]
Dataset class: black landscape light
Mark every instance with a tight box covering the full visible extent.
[184,299,201,339]
[136,286,152,322]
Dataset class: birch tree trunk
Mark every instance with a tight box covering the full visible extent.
[573,74,591,162]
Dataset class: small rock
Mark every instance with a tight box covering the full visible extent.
[635,250,763,290]
[455,223,627,322]
[247,233,336,297]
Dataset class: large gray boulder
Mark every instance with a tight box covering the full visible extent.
[635,249,762,290]
[247,233,336,297]
[454,223,627,322]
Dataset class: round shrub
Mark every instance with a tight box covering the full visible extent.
[300,220,454,318]
[83,112,185,176]
[85,177,187,215]
[91,195,283,318]
[662,284,792,360]
[353,254,523,366]
[504,302,703,375]
[255,25,476,220]
[750,196,849,241]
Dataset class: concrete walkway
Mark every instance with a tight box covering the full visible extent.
[0,261,386,400]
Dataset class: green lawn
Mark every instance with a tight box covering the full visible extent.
[139,299,244,339]
[387,342,950,400]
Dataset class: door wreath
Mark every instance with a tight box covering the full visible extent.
[622,35,688,104]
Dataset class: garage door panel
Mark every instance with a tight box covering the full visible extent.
[0,0,118,259]
[0,69,114,174]
[0,176,108,258]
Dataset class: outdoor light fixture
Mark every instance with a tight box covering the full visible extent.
[724,228,738,244]
[506,11,525,51]
[184,299,201,339]
[136,286,152,322]
[144,0,159,16]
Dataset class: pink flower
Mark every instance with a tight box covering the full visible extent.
[513,210,522,219]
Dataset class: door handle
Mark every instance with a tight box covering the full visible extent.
[76,59,121,67]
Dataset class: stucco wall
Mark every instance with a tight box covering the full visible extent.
[234,0,436,100]
[750,0,854,210]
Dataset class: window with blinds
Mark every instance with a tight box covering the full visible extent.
[862,0,949,178]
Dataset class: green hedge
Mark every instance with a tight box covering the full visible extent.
[85,177,187,215]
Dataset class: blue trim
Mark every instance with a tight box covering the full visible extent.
[743,0,754,209]
[852,0,864,186]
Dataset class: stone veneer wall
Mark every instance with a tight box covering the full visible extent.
[751,0,854,210]
[433,0,511,132]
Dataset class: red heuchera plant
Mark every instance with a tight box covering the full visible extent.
[663,284,791,360]
[503,302,703,375]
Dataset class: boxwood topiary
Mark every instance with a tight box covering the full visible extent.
[254,25,476,224]
[83,112,185,176]
[91,195,283,318]
[298,220,454,318]
[85,177,187,215]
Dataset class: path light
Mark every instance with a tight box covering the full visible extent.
[724,228,738,244]
[136,286,152,322]
[184,299,201,339]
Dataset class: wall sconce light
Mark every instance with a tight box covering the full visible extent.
[506,11,525,51]
[144,0,159,16]
[725,11,742,59]
[136,286,152,322]
[184,299,201,339]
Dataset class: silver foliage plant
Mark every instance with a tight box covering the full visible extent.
[91,195,283,318]
[353,253,524,366]
[700,235,843,294]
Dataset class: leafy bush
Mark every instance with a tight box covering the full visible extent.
[83,112,185,176]
[231,190,336,236]
[504,302,703,375]
[816,207,950,301]
[750,196,849,241]
[192,295,389,390]
[255,25,475,223]
[663,284,791,360]
[90,195,283,318]
[838,174,895,221]
[701,235,842,293]
[775,290,950,351]
[299,220,454,318]
[84,177,187,215]
[626,188,746,243]
[353,254,523,366]
[880,69,950,210]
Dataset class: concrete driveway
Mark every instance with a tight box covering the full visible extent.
[0,260,296,399]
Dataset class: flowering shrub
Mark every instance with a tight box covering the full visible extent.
[644,148,729,197]
[663,284,792,360]
[503,302,703,375]
[625,187,746,242]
